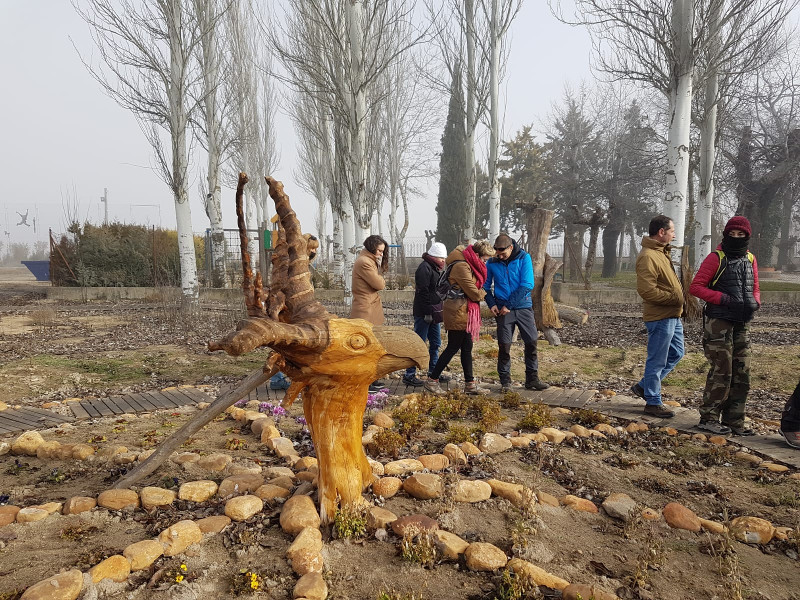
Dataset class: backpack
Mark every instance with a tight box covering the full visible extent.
[710,249,754,287]
[435,260,466,302]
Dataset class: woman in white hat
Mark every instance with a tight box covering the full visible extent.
[403,242,449,387]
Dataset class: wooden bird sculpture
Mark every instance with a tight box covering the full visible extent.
[209,174,428,523]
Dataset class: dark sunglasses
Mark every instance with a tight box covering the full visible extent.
[493,245,511,252]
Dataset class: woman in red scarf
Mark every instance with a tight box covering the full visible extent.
[425,240,494,395]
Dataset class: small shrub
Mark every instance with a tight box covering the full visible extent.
[495,567,536,600]
[516,403,553,431]
[475,399,505,434]
[500,390,523,409]
[28,308,57,328]
[370,429,405,458]
[399,526,438,567]
[392,404,429,438]
[377,591,424,600]
[333,504,368,540]
[446,424,473,445]
[229,569,265,595]
[572,407,608,427]
[60,523,100,541]
[225,438,248,451]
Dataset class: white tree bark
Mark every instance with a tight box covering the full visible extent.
[663,0,694,254]
[487,0,501,242]
[464,0,478,242]
[342,206,355,309]
[346,0,370,238]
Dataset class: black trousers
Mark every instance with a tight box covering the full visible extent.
[430,330,473,383]
[496,307,539,384]
[781,379,800,433]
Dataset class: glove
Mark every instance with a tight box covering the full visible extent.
[424,314,433,324]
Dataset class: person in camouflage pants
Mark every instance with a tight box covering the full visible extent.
[689,216,760,435]
[698,317,751,428]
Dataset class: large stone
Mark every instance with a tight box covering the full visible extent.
[36,440,62,460]
[287,527,324,560]
[159,519,203,556]
[225,495,263,521]
[264,466,296,479]
[0,505,21,527]
[250,416,276,436]
[123,539,164,571]
[510,436,533,448]
[465,542,507,571]
[442,443,467,465]
[594,423,618,436]
[434,530,470,561]
[760,462,789,473]
[197,453,232,472]
[642,508,661,521]
[372,477,402,498]
[403,473,444,500]
[140,487,177,510]
[569,425,592,438]
[734,451,762,466]
[368,458,385,476]
[460,441,481,455]
[260,424,283,443]
[478,433,512,454]
[97,489,139,511]
[708,435,727,446]
[290,549,324,576]
[36,502,62,515]
[731,516,775,544]
[266,437,298,458]
[16,507,49,523]
[562,584,620,600]
[539,428,566,444]
[453,480,492,503]
[294,457,318,471]
[113,452,139,465]
[507,558,570,591]
[0,441,11,456]
[384,458,424,476]
[418,454,450,471]
[197,515,231,533]
[537,491,560,508]
[89,555,131,583]
[293,572,328,600]
[602,493,637,521]
[362,424,383,446]
[179,480,218,502]
[19,569,83,600]
[562,495,599,513]
[280,495,321,535]
[390,514,439,536]
[487,479,531,508]
[71,444,95,460]
[367,507,397,530]
[218,474,265,498]
[255,484,292,503]
[522,432,548,443]
[373,412,394,428]
[269,475,296,490]
[11,431,45,456]
[662,502,701,532]
[699,518,726,535]
[172,452,200,465]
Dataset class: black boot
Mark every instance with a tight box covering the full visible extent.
[525,372,549,391]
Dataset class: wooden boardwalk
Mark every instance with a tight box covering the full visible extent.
[0,407,75,435]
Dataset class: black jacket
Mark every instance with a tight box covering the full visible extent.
[413,255,443,317]
[704,254,759,323]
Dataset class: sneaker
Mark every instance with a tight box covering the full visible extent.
[402,375,425,388]
[723,423,755,436]
[464,381,489,396]
[424,378,443,395]
[781,430,800,449]
[630,383,645,399]
[698,420,731,435]
[643,404,675,418]
[437,373,452,383]
[525,379,550,391]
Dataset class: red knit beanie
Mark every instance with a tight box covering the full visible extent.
[724,215,752,237]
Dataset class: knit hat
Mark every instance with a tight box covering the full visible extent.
[724,216,752,238]
[428,242,447,258]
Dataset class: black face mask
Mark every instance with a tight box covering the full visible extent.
[721,235,749,256]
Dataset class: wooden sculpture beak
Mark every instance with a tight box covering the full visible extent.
[372,325,429,377]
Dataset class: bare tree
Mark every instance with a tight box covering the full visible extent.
[74,0,215,303]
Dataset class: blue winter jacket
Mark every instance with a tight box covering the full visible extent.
[483,243,535,310]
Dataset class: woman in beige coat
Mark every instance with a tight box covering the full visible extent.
[350,235,389,325]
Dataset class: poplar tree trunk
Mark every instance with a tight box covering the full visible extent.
[464,0,478,242]
[487,0,501,242]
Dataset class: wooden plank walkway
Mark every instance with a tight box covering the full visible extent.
[0,407,75,434]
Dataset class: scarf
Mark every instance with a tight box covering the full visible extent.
[422,253,443,271]
[462,245,487,341]
[721,235,749,258]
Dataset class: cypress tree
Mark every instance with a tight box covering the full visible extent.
[435,65,468,251]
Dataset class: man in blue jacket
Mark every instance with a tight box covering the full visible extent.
[484,234,549,391]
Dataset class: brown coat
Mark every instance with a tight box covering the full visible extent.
[442,247,486,331]
[635,236,684,322]
[350,249,386,325]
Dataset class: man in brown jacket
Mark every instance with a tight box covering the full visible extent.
[632,215,685,418]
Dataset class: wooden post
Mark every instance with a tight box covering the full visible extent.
[529,208,563,346]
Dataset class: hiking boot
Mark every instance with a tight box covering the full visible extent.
[525,379,550,391]
[402,375,425,388]
[501,381,522,392]
[464,381,489,396]
[424,378,443,395]
[630,383,645,399]
[723,422,755,436]
[437,373,452,383]
[643,404,675,418]
[698,420,731,435]
[781,430,800,449]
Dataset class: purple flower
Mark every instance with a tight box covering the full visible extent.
[258,402,273,413]
[295,416,307,426]
[234,398,248,408]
